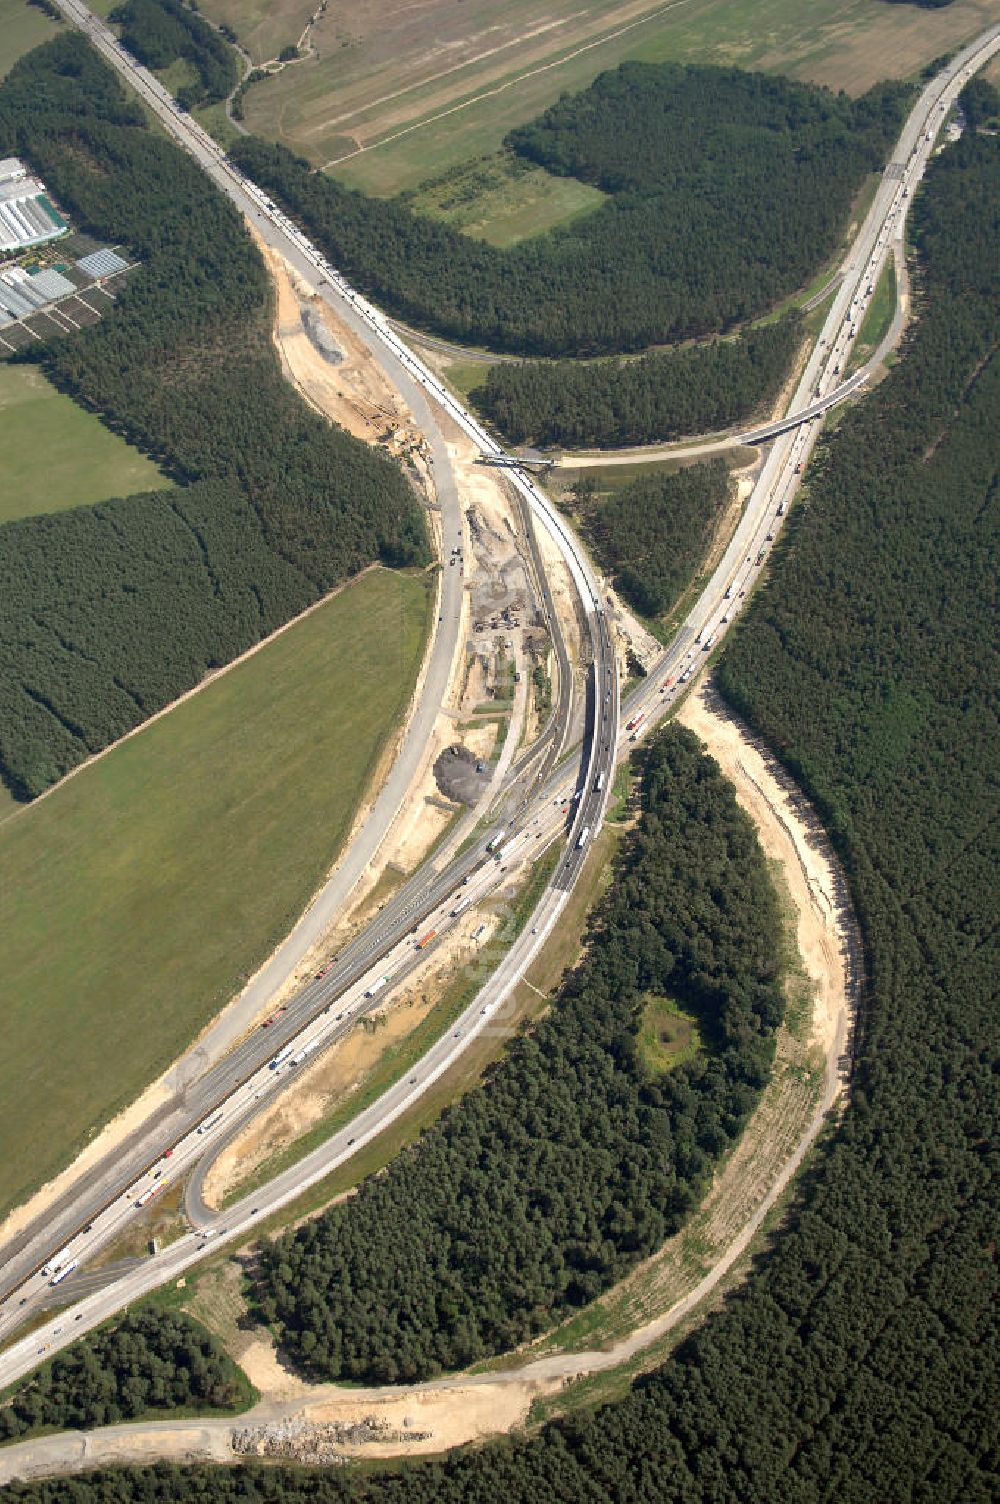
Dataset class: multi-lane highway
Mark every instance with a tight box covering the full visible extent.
[1,4,996,1390]
[0,0,616,1327]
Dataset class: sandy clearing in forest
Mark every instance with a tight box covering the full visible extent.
[678,681,848,1057]
[301,1378,551,1455]
[0,1373,556,1482]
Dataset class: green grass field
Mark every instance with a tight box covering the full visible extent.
[0,567,431,1221]
[637,994,702,1072]
[153,55,202,99]
[403,154,605,247]
[196,0,311,65]
[0,0,61,78]
[231,0,995,198]
[194,99,244,151]
[0,365,168,524]
[439,357,502,402]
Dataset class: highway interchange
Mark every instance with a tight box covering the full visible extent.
[0,2,996,1393]
[0,0,619,1323]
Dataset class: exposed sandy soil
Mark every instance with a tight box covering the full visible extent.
[199,995,433,1207]
[235,1338,304,1401]
[458,720,500,761]
[220,434,535,1057]
[318,441,529,896]
[0,1373,556,1482]
[200,894,498,1208]
[301,1377,551,1455]
[770,329,815,421]
[258,236,418,449]
[604,583,661,671]
[181,1256,555,1450]
[703,473,754,590]
[679,681,846,1057]
[524,490,587,699]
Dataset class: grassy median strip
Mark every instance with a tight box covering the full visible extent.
[0,568,431,1223]
[848,256,897,372]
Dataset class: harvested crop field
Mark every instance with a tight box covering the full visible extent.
[225,0,997,195]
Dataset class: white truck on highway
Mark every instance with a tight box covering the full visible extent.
[49,1258,79,1287]
[41,1249,74,1279]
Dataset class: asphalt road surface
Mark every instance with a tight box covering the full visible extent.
[0,0,613,1323]
[1,7,995,1390]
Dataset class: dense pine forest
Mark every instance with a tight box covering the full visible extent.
[470,316,802,448]
[12,121,996,1504]
[959,75,1000,130]
[110,0,239,108]
[231,64,907,356]
[0,36,428,802]
[251,725,784,1382]
[568,462,732,619]
[0,1313,248,1441]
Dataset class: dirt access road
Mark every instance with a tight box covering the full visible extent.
[0,677,859,1484]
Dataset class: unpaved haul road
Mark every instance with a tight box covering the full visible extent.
[2,4,994,1428]
[0,679,859,1485]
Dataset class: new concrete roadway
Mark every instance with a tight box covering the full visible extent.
[0,0,615,1326]
[1,9,995,1391]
